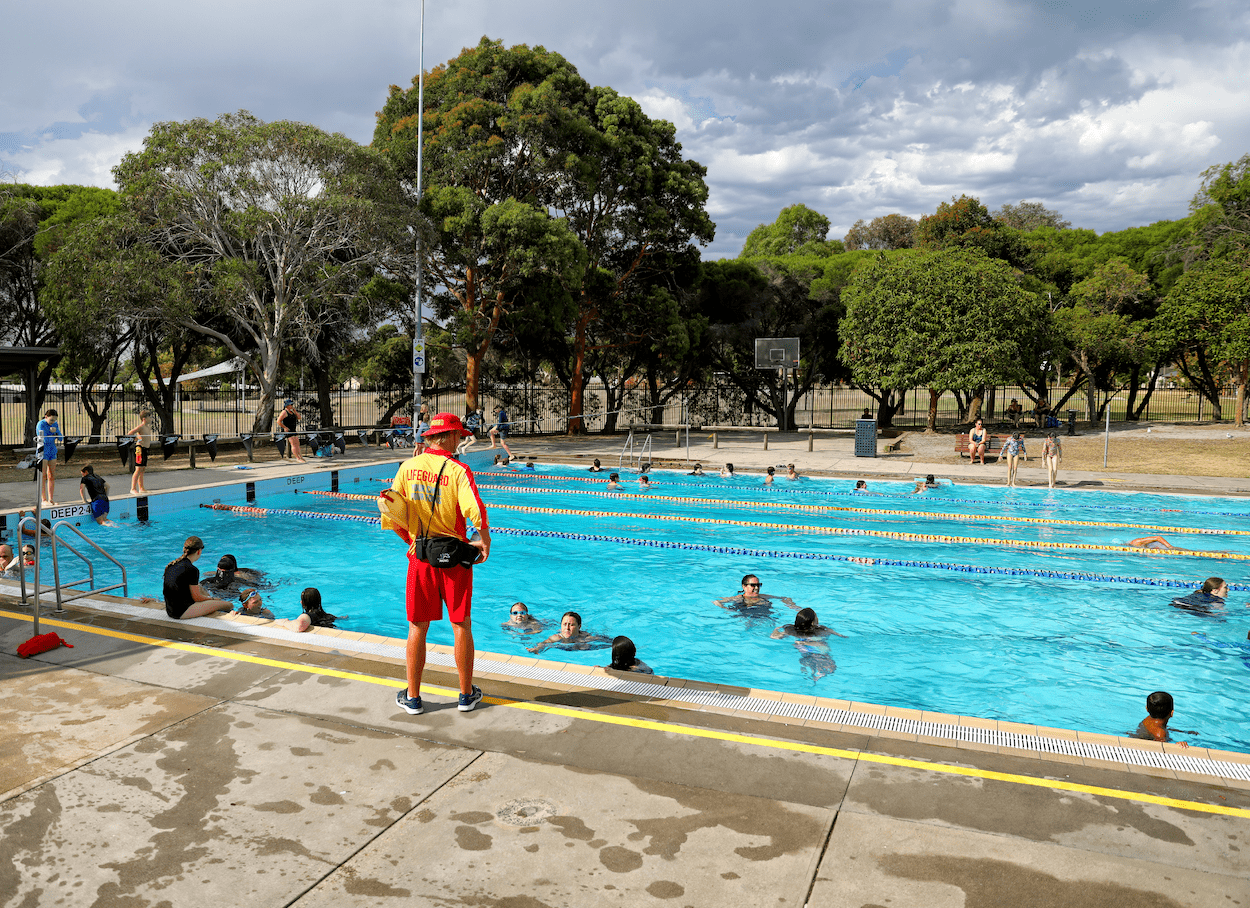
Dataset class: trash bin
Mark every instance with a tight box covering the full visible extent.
[855,418,878,457]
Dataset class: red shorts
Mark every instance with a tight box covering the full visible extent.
[134,446,147,467]
[405,551,473,624]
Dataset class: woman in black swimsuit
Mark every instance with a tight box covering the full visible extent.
[277,399,307,463]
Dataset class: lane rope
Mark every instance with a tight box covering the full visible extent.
[198,502,1250,590]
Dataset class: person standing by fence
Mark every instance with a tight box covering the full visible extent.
[36,408,62,504]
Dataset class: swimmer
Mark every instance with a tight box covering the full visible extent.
[1170,577,1230,617]
[528,611,611,653]
[1130,536,1175,550]
[688,464,705,476]
[502,601,545,635]
[589,458,603,473]
[20,544,36,566]
[200,553,267,598]
[18,511,53,538]
[714,574,797,623]
[853,480,868,492]
[234,588,275,620]
[1001,433,1026,488]
[606,636,652,674]
[786,464,799,481]
[243,587,342,632]
[493,454,504,466]
[606,472,623,491]
[639,474,651,490]
[1131,691,1197,746]
[770,608,844,682]
[911,474,937,494]
[720,463,735,477]
[765,466,775,485]
[1,544,18,577]
[524,461,536,471]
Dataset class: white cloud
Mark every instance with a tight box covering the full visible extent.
[4,126,149,188]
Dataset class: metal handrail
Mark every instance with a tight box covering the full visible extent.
[618,429,635,472]
[47,521,129,610]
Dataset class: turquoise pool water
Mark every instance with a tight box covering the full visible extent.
[37,466,1250,753]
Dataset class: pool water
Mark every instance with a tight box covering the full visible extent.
[38,465,1250,754]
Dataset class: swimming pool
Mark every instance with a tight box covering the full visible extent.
[10,459,1250,753]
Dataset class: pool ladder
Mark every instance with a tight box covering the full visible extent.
[618,429,653,473]
[16,516,129,614]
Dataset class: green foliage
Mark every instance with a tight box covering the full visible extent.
[839,248,1045,396]
[741,204,843,257]
[992,200,1070,231]
[842,213,918,251]
[1158,256,1250,377]
[1188,154,1250,257]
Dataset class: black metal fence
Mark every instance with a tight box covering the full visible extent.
[3,380,1244,446]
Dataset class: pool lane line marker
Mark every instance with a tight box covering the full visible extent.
[3,607,1246,820]
[467,484,1249,537]
[470,472,1250,520]
[301,486,1246,537]
[201,502,1250,590]
[482,502,1250,561]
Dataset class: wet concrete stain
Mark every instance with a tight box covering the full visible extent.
[878,854,1190,908]
[646,880,685,899]
[415,809,437,823]
[456,824,494,850]
[255,836,319,860]
[451,810,496,825]
[851,773,1195,845]
[371,759,397,771]
[340,866,412,898]
[628,778,825,861]
[96,706,253,903]
[290,746,323,757]
[599,845,644,873]
[548,816,595,841]
[0,784,63,905]
[721,871,740,879]
[254,800,304,814]
[310,785,346,805]
[525,844,540,853]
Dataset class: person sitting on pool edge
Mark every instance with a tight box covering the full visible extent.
[1131,691,1196,746]
[770,607,845,682]
[528,611,611,653]
[502,601,545,635]
[713,574,797,621]
[606,636,652,674]
[161,536,234,620]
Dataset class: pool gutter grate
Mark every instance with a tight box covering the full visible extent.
[10,585,1248,786]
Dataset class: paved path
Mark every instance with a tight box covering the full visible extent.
[1,604,1247,907]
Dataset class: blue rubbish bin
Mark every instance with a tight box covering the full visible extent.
[855,418,878,457]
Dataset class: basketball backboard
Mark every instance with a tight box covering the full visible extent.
[754,337,800,370]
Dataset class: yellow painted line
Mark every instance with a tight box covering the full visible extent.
[5,608,1248,819]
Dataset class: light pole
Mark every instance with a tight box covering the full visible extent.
[412,0,426,421]
[1103,391,1124,468]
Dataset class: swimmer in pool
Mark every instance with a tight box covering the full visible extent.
[853,480,868,492]
[770,607,845,682]
[589,459,603,473]
[502,601,546,635]
[764,466,775,485]
[713,574,797,624]
[1130,536,1175,550]
[720,463,735,478]
[606,472,623,491]
[606,635,653,674]
[528,611,611,653]
[912,474,937,494]
[201,553,268,598]
[1130,690,1197,746]
[639,474,652,490]
[1170,577,1230,618]
[688,464,704,476]
[786,464,799,480]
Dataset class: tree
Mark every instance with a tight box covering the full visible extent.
[1156,257,1250,425]
[741,204,842,257]
[114,111,401,434]
[992,200,1071,231]
[375,39,590,415]
[1187,154,1250,259]
[918,195,1029,268]
[842,213,918,251]
[0,184,119,442]
[839,248,1044,429]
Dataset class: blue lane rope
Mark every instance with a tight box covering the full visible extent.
[202,502,1250,592]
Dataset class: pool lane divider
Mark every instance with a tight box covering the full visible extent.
[2,607,1247,819]
[469,472,1250,520]
[199,503,1250,591]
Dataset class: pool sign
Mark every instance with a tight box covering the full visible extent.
[413,339,426,374]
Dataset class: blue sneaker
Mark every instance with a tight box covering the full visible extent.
[395,688,423,715]
[457,685,484,712]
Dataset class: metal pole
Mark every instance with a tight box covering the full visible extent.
[1103,395,1111,468]
[412,0,426,422]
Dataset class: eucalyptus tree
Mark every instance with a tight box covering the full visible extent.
[114,111,402,433]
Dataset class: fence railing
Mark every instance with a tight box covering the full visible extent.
[2,381,1244,446]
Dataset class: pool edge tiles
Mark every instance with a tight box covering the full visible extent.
[4,581,1249,789]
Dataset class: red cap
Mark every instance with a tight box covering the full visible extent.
[422,412,472,438]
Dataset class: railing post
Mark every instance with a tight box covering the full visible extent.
[763,432,768,451]
[713,432,718,450]
[808,429,814,452]
[189,441,197,469]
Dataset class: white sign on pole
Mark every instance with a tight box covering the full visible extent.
[413,339,426,374]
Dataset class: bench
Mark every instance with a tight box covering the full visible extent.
[956,433,1012,461]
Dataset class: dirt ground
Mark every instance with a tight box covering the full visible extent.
[895,422,1250,477]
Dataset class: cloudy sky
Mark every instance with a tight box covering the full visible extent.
[4,0,1248,258]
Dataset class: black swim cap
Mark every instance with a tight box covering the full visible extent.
[217,554,238,571]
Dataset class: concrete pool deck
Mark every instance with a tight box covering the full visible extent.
[2,438,1250,905]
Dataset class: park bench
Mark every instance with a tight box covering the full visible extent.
[956,433,1012,462]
